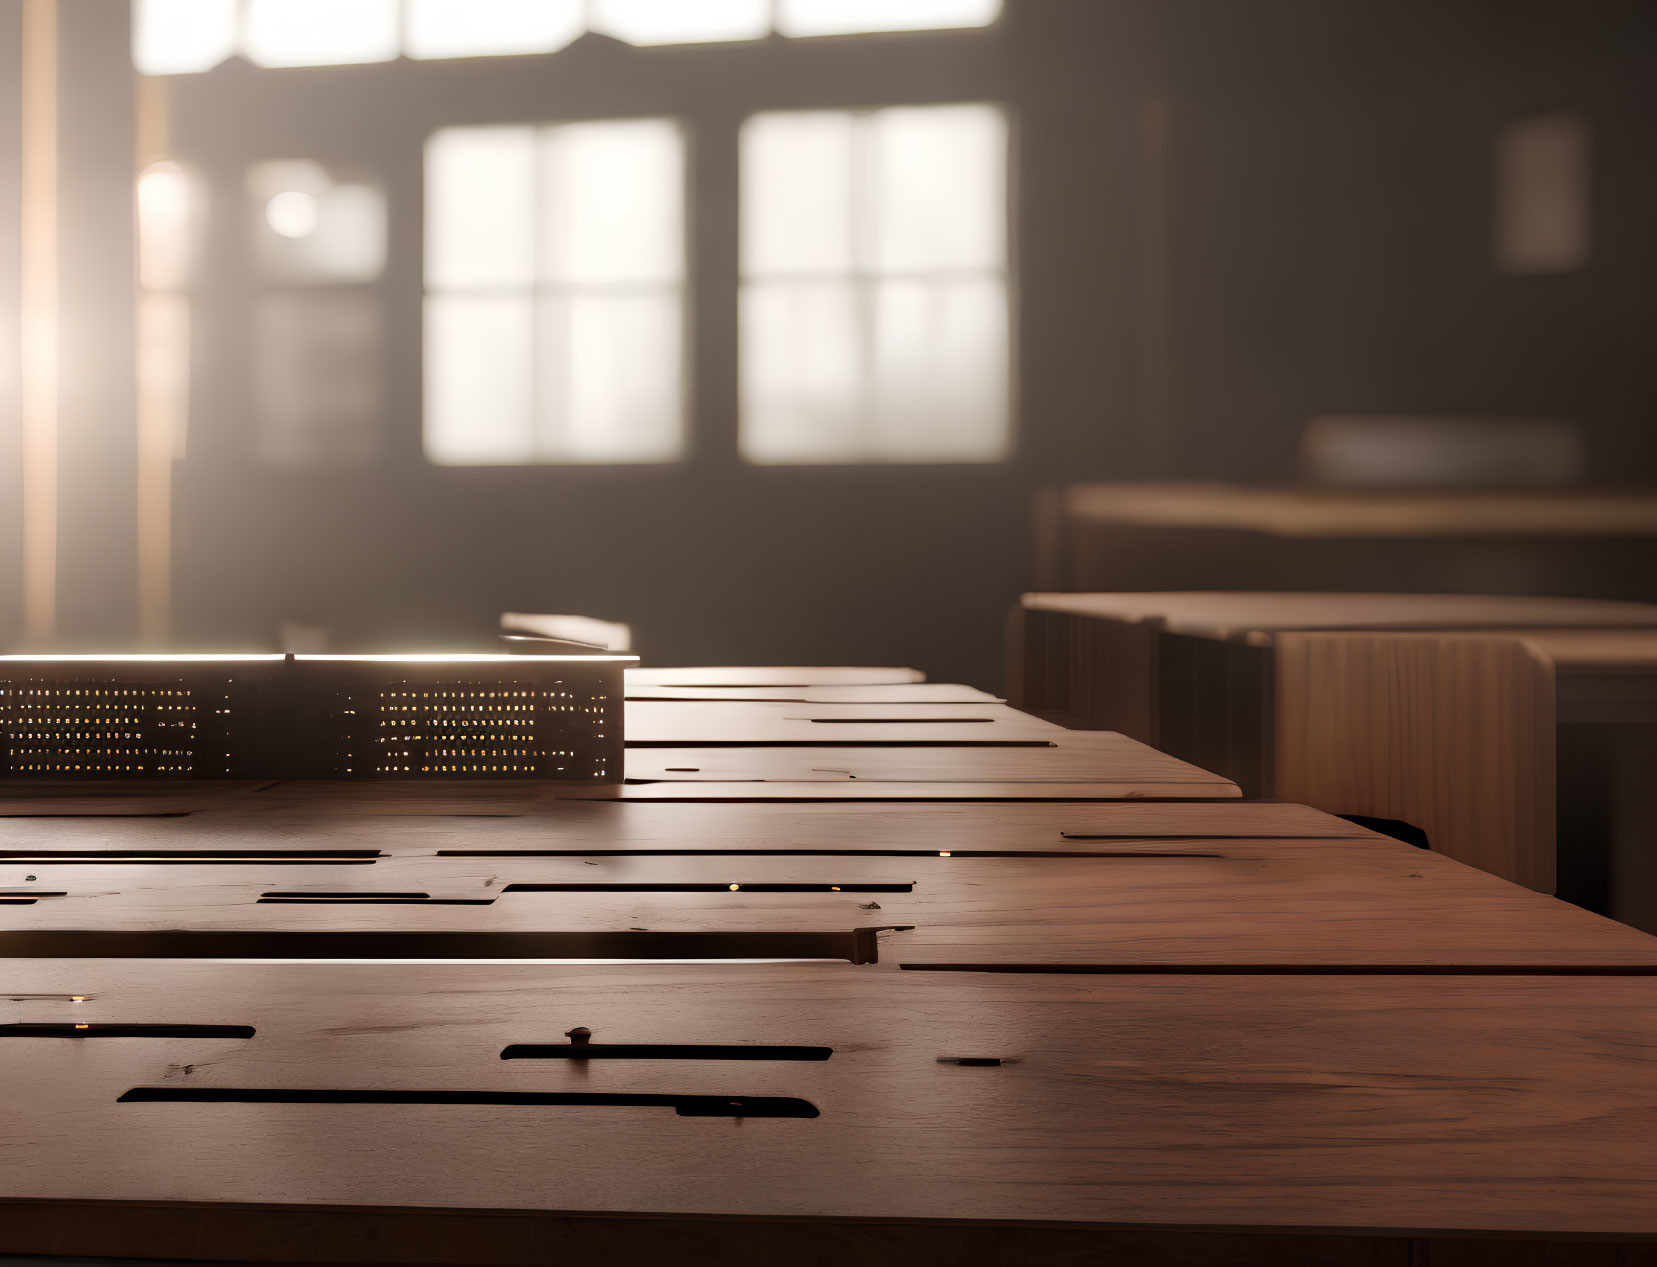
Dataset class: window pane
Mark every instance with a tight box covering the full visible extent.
[249,161,387,284]
[405,0,584,59]
[776,0,1000,37]
[869,277,1007,461]
[741,111,855,277]
[739,281,863,463]
[256,295,383,466]
[243,0,399,67]
[424,296,534,464]
[541,119,683,285]
[426,127,536,288]
[134,0,236,75]
[872,104,1005,271]
[590,0,769,45]
[540,294,683,462]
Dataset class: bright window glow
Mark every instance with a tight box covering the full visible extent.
[134,0,237,75]
[425,120,685,465]
[248,161,388,283]
[740,104,1009,463]
[589,0,770,45]
[776,0,1001,37]
[405,0,584,60]
[242,0,399,67]
[137,161,200,291]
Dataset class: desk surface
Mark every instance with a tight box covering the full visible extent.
[595,733,1240,799]
[624,700,1064,745]
[626,682,1001,703]
[1061,483,1657,538]
[7,962,1657,1244]
[6,838,1654,968]
[627,666,926,687]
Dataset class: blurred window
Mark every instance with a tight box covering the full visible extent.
[405,0,584,60]
[739,103,1009,463]
[424,119,686,465]
[244,161,388,466]
[242,0,400,67]
[134,0,237,76]
[588,0,770,45]
[775,0,1000,37]
[249,161,388,285]
[135,0,1002,72]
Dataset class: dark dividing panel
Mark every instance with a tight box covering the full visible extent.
[0,927,909,963]
[501,882,914,894]
[442,848,1221,859]
[501,1043,833,1062]
[117,1088,819,1118]
[899,963,1657,976]
[0,1023,254,1039]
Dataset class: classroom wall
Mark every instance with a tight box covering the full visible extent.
[5,0,1654,686]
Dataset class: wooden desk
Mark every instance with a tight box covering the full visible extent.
[7,962,1657,1261]
[1041,482,1657,601]
[0,794,1361,856]
[624,700,1064,745]
[589,732,1240,800]
[1276,628,1657,927]
[628,667,925,687]
[1009,592,1657,884]
[8,837,1655,969]
[626,682,1001,703]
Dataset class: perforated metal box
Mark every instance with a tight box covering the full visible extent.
[0,654,629,781]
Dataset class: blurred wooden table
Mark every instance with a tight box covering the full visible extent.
[1009,592,1657,885]
[1040,482,1657,601]
[1276,627,1657,928]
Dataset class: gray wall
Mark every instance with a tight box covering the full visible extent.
[9,0,1654,686]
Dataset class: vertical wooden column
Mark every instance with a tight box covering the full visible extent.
[0,1,22,647]
[51,0,137,644]
[17,0,54,644]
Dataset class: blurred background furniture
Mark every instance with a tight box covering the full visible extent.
[1037,483,1657,601]
[1008,591,1657,890]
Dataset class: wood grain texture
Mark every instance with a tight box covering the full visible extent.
[1275,632,1557,890]
[8,841,1655,966]
[611,733,1239,795]
[0,796,1362,855]
[6,963,1657,1243]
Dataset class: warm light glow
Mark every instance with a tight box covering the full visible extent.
[425,119,686,465]
[137,160,196,288]
[776,0,1001,37]
[740,105,1009,464]
[20,0,57,645]
[405,0,583,59]
[265,189,318,239]
[297,654,636,663]
[242,0,399,67]
[589,0,769,45]
[133,0,236,75]
[0,654,286,662]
